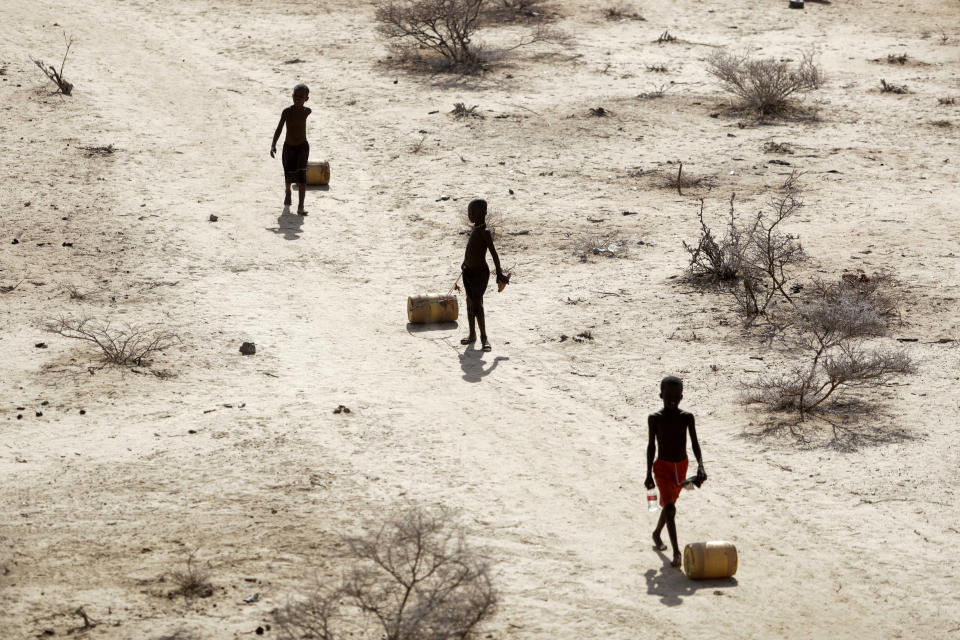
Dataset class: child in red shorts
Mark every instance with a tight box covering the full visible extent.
[645,376,707,567]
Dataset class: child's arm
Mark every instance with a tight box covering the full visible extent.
[270,109,287,158]
[688,415,706,482]
[645,416,657,489]
[484,229,507,281]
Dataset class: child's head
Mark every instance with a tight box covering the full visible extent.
[292,84,309,106]
[659,376,683,408]
[468,199,487,226]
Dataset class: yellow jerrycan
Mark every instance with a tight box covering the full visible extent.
[407,294,459,324]
[683,541,738,579]
[306,160,330,186]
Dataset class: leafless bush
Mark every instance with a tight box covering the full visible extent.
[654,29,676,44]
[32,33,74,96]
[451,102,484,118]
[661,161,705,194]
[604,3,644,20]
[708,50,824,115]
[646,64,667,72]
[683,173,805,321]
[62,283,86,300]
[168,553,214,600]
[588,106,610,117]
[880,78,908,94]
[44,315,181,366]
[274,505,497,640]
[744,280,914,417]
[938,97,956,105]
[683,195,746,282]
[376,0,566,72]
[636,84,666,99]
[886,53,908,64]
[486,0,549,19]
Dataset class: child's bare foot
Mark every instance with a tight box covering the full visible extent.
[284,193,292,206]
[481,340,492,352]
[671,552,682,568]
[652,533,667,551]
[460,335,476,345]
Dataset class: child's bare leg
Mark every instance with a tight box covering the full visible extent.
[461,297,478,344]
[652,508,668,551]
[284,182,292,206]
[297,182,307,214]
[663,503,681,567]
[475,298,490,351]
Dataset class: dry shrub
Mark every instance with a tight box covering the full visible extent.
[886,52,908,64]
[708,50,824,115]
[604,3,644,20]
[938,97,956,105]
[44,315,180,367]
[683,172,805,321]
[879,78,908,94]
[375,0,566,72]
[682,195,746,282]
[169,553,213,599]
[451,102,483,118]
[745,278,914,417]
[274,505,497,640]
[32,32,74,95]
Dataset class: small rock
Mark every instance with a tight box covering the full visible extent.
[61,242,73,247]
[243,593,260,603]
[209,214,218,222]
[11,238,18,244]
[24,201,30,207]
[256,627,264,636]
[41,400,48,406]
[79,409,86,415]
[333,404,352,414]
[508,189,515,195]
[35,342,47,348]
[36,411,42,417]
[437,195,450,201]
[17,414,22,420]
[240,342,256,356]
[188,429,197,434]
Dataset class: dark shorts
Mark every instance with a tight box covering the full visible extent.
[282,142,309,183]
[462,265,490,301]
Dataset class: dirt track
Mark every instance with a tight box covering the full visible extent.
[2,0,959,638]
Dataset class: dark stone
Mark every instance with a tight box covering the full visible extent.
[240,342,256,355]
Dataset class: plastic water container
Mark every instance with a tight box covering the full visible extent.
[407,294,459,323]
[683,541,738,579]
[647,489,659,512]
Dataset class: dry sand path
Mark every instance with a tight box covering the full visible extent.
[2,0,959,638]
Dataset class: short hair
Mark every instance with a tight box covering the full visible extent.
[468,199,487,218]
[293,83,309,95]
[660,376,683,393]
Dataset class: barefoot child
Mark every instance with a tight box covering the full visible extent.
[460,199,508,352]
[645,376,707,567]
[270,84,311,215]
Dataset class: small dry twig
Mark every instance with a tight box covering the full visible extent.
[32,32,74,95]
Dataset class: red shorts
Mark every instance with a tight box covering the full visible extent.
[653,457,688,506]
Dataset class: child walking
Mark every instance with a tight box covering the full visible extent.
[460,199,508,352]
[645,376,707,567]
[270,84,311,215]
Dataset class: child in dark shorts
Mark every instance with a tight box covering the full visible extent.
[460,199,508,352]
[270,84,311,215]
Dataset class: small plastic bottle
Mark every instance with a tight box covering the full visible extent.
[647,489,659,512]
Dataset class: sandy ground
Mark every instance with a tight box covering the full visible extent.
[2,0,960,637]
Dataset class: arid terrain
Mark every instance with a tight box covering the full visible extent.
[2,0,959,638]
